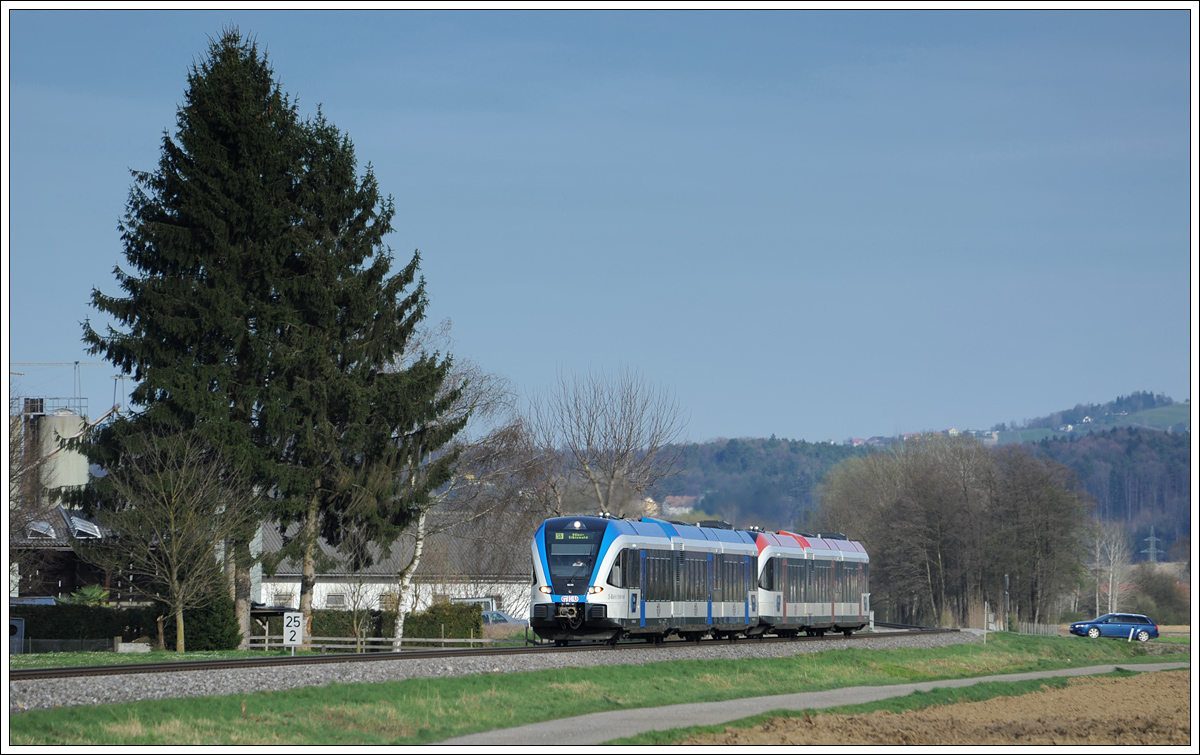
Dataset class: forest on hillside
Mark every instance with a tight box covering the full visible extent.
[669,427,1190,561]
[670,437,867,529]
[1031,426,1191,558]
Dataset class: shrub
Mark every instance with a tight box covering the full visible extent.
[1128,563,1190,626]
[399,602,483,640]
[159,594,242,651]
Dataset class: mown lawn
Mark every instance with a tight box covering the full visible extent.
[9,632,1189,746]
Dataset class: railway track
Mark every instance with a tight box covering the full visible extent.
[10,627,956,681]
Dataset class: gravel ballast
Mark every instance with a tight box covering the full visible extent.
[10,630,978,714]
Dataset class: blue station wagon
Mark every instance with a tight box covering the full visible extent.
[1069,613,1159,642]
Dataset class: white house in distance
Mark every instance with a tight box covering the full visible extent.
[258,508,535,620]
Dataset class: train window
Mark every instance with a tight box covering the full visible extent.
[625,549,641,589]
[545,529,602,582]
[608,550,625,588]
[759,558,776,591]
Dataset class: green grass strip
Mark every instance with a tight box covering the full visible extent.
[9,633,1188,746]
[8,648,305,669]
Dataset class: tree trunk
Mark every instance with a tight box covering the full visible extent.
[235,557,252,649]
[175,604,186,652]
[392,509,428,650]
[224,536,236,601]
[300,488,320,644]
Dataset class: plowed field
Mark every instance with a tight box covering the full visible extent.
[683,670,1192,746]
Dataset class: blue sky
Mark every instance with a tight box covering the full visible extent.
[4,9,1195,443]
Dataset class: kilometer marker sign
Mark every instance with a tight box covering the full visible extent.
[283,612,303,655]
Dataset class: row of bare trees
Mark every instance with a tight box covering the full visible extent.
[815,435,1091,627]
[349,355,687,648]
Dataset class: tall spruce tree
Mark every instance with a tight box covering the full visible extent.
[259,111,467,625]
[84,30,305,640]
[84,28,464,637]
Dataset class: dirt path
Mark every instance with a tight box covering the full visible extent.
[682,670,1192,746]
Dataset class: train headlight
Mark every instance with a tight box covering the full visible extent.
[539,586,552,594]
[589,586,604,594]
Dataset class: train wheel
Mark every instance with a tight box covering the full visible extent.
[843,629,853,638]
[555,640,568,647]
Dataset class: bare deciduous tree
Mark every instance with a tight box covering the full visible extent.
[1090,521,1131,615]
[387,410,531,648]
[325,320,537,649]
[818,435,1089,627]
[528,366,687,516]
[76,430,258,651]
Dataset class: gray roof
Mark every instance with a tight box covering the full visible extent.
[10,506,107,549]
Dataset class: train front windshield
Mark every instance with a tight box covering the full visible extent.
[544,524,603,594]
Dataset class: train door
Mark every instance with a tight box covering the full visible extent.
[637,549,646,628]
[781,557,788,625]
[706,553,713,626]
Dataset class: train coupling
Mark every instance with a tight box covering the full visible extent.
[555,604,579,620]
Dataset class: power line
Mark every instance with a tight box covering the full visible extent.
[11,363,109,366]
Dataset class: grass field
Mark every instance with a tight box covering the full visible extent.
[8,648,303,670]
[9,632,1190,746]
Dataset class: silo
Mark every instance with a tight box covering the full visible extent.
[39,408,88,490]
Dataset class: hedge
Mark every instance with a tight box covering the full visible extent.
[10,597,241,651]
[255,602,483,640]
[403,602,483,640]
[11,599,482,648]
[9,604,157,642]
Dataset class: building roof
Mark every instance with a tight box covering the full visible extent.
[10,506,107,549]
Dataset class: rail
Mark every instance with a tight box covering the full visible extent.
[245,635,515,652]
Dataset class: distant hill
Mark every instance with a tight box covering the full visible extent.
[994,392,1189,444]
[662,392,1190,544]
[669,437,867,530]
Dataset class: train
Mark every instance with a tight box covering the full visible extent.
[529,514,869,645]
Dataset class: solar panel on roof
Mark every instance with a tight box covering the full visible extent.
[27,521,55,538]
[69,516,102,539]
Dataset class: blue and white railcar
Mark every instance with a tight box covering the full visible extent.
[530,516,760,644]
[530,516,869,644]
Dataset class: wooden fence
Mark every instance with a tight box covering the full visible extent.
[246,633,534,652]
[1016,621,1061,637]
